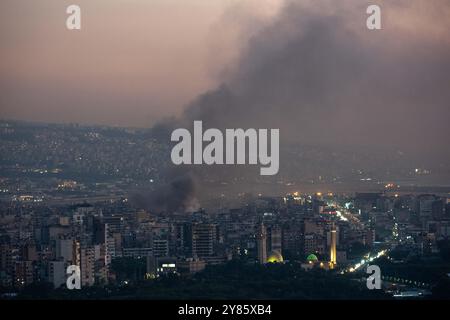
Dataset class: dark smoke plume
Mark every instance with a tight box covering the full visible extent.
[180,0,450,158]
[131,169,199,213]
[143,0,450,206]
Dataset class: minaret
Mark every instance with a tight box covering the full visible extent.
[330,223,337,268]
[257,223,267,264]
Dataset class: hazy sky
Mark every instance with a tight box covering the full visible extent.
[1,0,450,151]
[0,0,281,126]
[166,0,449,159]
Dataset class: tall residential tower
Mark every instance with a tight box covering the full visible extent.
[257,224,267,264]
[329,223,337,268]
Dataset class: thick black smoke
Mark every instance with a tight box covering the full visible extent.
[131,169,199,213]
[180,0,450,158]
[144,0,450,205]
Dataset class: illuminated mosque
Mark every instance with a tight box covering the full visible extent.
[257,223,285,264]
[301,224,337,271]
[257,222,337,268]
[267,250,284,263]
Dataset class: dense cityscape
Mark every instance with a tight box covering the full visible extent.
[1,120,449,299]
[1,0,450,306]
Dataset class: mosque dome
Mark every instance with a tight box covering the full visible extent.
[306,254,319,263]
[267,250,284,263]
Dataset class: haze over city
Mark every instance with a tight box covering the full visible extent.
[0,0,450,303]
[1,1,449,158]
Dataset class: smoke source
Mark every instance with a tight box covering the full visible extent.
[131,169,199,213]
[141,0,450,209]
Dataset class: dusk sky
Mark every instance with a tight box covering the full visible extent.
[1,0,449,158]
[0,0,283,127]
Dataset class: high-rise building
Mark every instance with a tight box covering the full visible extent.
[191,223,216,258]
[80,246,95,287]
[93,218,106,245]
[364,229,376,247]
[417,195,442,219]
[169,223,185,256]
[282,223,303,259]
[268,225,282,254]
[431,199,444,220]
[21,243,38,262]
[256,224,267,264]
[329,224,337,268]
[48,261,66,288]
[103,216,124,234]
[105,235,115,265]
[94,244,109,284]
[304,233,325,256]
[73,240,80,265]
[153,239,169,257]
[56,239,75,263]
[112,233,122,258]
[0,244,13,286]
[13,261,33,288]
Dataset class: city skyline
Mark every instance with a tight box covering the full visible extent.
[1,0,450,303]
[1,1,449,165]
